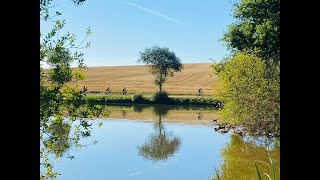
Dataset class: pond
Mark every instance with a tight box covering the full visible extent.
[43,105,280,180]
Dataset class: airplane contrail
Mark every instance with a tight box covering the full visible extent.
[127,2,184,25]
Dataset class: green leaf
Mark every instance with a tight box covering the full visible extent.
[255,161,263,180]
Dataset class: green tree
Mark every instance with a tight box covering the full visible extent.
[221,0,280,62]
[138,45,183,92]
[40,0,107,179]
[213,52,280,136]
[214,0,280,136]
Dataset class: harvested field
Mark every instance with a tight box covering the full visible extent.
[74,63,219,96]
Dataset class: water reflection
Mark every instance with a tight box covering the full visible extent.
[41,105,280,179]
[107,104,219,123]
[40,118,96,179]
[47,122,71,157]
[138,106,181,161]
[131,105,144,113]
[121,110,127,117]
[211,135,280,180]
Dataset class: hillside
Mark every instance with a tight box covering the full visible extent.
[74,63,218,96]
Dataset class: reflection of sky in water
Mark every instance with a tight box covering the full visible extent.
[55,119,230,180]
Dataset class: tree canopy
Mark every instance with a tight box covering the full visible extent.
[213,0,280,136]
[138,46,183,92]
[221,0,280,62]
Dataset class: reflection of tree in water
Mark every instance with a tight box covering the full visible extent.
[211,135,280,180]
[151,106,170,117]
[41,119,94,157]
[47,122,71,157]
[138,106,181,161]
[131,105,144,113]
[40,118,97,180]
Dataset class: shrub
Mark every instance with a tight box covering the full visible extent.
[131,94,144,103]
[213,52,280,135]
[150,91,171,104]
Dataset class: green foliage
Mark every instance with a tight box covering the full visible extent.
[255,158,280,180]
[216,0,280,136]
[214,52,280,135]
[131,94,144,103]
[211,57,229,75]
[138,45,183,92]
[172,98,190,105]
[73,70,85,80]
[255,162,263,180]
[221,0,280,62]
[85,93,222,107]
[86,94,132,105]
[40,1,107,179]
[150,91,171,104]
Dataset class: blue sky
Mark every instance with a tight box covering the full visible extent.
[41,0,235,67]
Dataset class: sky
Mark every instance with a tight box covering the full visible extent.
[40,0,235,67]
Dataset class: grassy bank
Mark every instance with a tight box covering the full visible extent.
[85,93,223,108]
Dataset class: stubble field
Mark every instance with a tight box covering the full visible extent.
[71,63,220,96]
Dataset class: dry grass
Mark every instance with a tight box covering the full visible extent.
[74,63,219,96]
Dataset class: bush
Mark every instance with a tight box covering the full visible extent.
[150,91,171,104]
[131,94,144,103]
[213,52,280,136]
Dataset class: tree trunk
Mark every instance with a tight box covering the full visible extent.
[158,115,163,136]
[159,83,162,92]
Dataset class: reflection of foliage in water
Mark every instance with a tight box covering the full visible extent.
[138,106,181,161]
[46,122,71,158]
[40,117,103,179]
[211,135,280,180]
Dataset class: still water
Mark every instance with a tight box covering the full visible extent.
[51,105,279,180]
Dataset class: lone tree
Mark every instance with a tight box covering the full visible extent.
[138,46,183,92]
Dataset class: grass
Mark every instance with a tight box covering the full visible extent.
[85,93,223,107]
[66,63,221,96]
[212,158,280,180]
[255,158,280,180]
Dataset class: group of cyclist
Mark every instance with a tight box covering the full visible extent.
[105,87,203,96]
[105,87,127,95]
